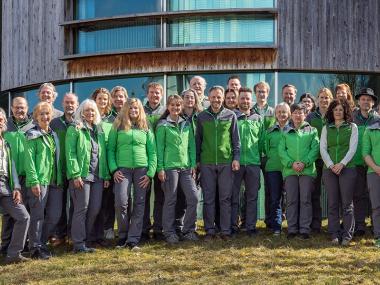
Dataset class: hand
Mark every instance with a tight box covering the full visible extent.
[191,168,197,180]
[113,170,125,183]
[73,177,84,190]
[375,165,380,176]
[158,170,166,182]
[292,162,304,172]
[138,175,151,189]
[31,185,41,197]
[332,163,344,175]
[104,180,110,188]
[13,190,22,204]
[232,160,240,171]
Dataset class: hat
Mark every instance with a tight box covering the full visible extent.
[355,87,377,102]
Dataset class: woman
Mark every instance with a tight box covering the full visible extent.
[264,103,290,235]
[156,95,199,244]
[335,83,356,111]
[0,108,30,264]
[108,98,157,250]
[278,103,319,239]
[320,99,358,245]
[363,118,380,247]
[25,102,63,259]
[224,89,239,110]
[91,87,114,139]
[306,87,333,232]
[299,93,316,114]
[65,99,110,253]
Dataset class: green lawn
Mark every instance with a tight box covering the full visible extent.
[1,221,380,284]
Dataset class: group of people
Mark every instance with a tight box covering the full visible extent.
[1,75,380,265]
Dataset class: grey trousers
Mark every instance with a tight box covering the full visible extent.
[114,168,148,244]
[232,165,260,232]
[354,166,369,231]
[143,174,164,234]
[0,179,29,258]
[41,184,63,244]
[323,168,356,240]
[70,178,103,249]
[284,175,314,234]
[311,159,323,230]
[161,169,198,236]
[367,173,380,239]
[200,164,233,236]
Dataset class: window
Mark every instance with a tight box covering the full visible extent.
[168,0,276,11]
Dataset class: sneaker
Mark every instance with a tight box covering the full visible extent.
[183,232,199,242]
[73,246,96,253]
[287,233,297,240]
[165,234,179,244]
[341,239,351,246]
[115,238,127,248]
[374,239,380,248]
[31,247,51,260]
[247,229,258,237]
[41,245,52,258]
[273,230,281,236]
[126,243,141,251]
[298,233,310,240]
[104,228,115,240]
[331,237,340,245]
[4,254,30,264]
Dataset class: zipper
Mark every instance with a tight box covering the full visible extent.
[215,114,218,165]
[335,127,339,164]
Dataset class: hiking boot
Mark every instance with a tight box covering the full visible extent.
[165,234,179,245]
[183,232,199,242]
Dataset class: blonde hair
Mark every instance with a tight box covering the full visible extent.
[33,102,53,122]
[317,87,333,100]
[113,98,148,131]
[254,81,271,93]
[91,87,112,115]
[74,99,101,126]
[110,86,128,99]
[147,82,164,95]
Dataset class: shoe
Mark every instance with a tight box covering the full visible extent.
[331,238,340,245]
[153,232,165,241]
[31,247,51,260]
[183,232,199,242]
[126,243,141,251]
[341,239,351,246]
[273,230,281,236]
[115,238,127,248]
[354,230,366,237]
[73,246,96,253]
[165,234,179,244]
[374,239,380,248]
[287,233,297,239]
[220,234,232,241]
[177,231,184,241]
[4,254,30,264]
[104,228,115,240]
[204,234,216,242]
[41,245,52,258]
[140,233,150,243]
[298,233,310,240]
[247,229,258,237]
[96,239,110,248]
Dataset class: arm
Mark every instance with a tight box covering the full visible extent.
[230,113,241,162]
[24,138,39,187]
[340,123,358,166]
[303,128,320,167]
[278,133,294,168]
[362,129,380,174]
[11,159,21,190]
[319,126,334,168]
[258,119,265,158]
[107,127,118,174]
[65,126,81,179]
[155,125,165,173]
[195,116,203,164]
[146,130,157,178]
[188,124,196,168]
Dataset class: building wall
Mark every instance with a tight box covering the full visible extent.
[2,0,380,91]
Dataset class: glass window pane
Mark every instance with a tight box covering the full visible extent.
[75,0,161,20]
[75,21,160,54]
[73,75,164,104]
[168,0,276,11]
[168,15,275,47]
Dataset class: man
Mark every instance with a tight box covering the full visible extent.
[110,86,128,116]
[232,88,263,236]
[227,75,242,91]
[37,83,64,119]
[282,84,297,106]
[190,76,209,109]
[196,85,240,240]
[143,82,166,240]
[49,93,79,246]
[352,87,379,236]
[1,97,34,255]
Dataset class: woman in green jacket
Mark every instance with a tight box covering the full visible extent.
[264,102,290,235]
[320,99,358,245]
[66,99,110,253]
[108,98,157,250]
[25,102,62,259]
[156,95,199,244]
[278,103,319,239]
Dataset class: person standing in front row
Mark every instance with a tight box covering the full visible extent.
[65,99,110,253]
[196,85,240,240]
[109,98,156,250]
[320,99,358,246]
[156,95,199,244]
[279,103,319,240]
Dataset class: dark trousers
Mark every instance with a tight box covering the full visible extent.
[266,171,283,232]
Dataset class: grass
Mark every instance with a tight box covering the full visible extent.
[1,221,380,284]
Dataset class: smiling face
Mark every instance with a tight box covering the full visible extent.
[275,106,290,126]
[95,92,109,112]
[183,91,196,109]
[225,91,238,110]
[147,87,162,107]
[318,92,332,110]
[168,99,183,117]
[63,94,79,117]
[282,86,296,105]
[238,92,252,112]
[291,108,305,126]
[112,91,127,110]
[129,102,140,121]
[228,78,241,91]
[190,77,206,97]
[333,104,344,122]
[301,97,314,112]
[255,85,269,106]
[358,95,375,113]
[36,106,52,130]
[38,86,56,104]
[11,98,28,122]
[209,88,224,113]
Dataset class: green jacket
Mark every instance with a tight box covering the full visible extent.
[156,116,196,172]
[196,107,240,164]
[236,110,263,166]
[107,126,157,178]
[24,126,63,187]
[50,115,76,177]
[65,124,110,180]
[306,108,325,138]
[144,103,165,131]
[101,112,116,144]
[264,123,286,172]
[183,112,198,135]
[4,115,34,176]
[352,109,379,166]
[362,119,380,173]
[252,103,276,130]
[278,121,319,178]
